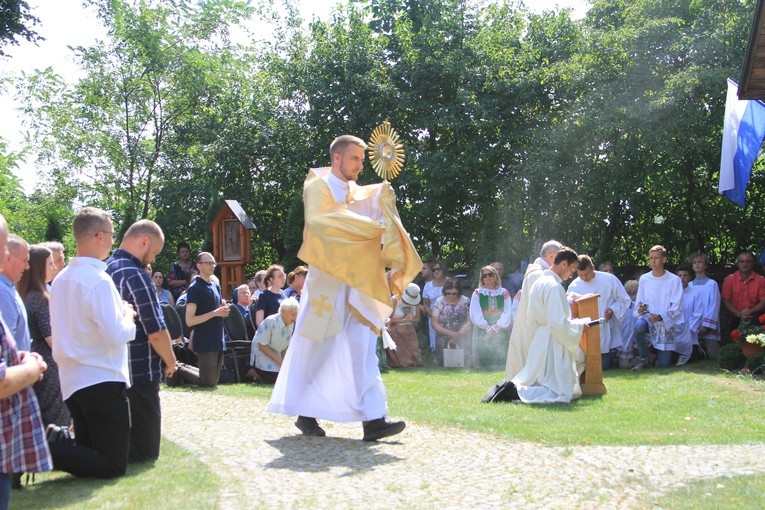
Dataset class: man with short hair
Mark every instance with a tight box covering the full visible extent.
[41,241,66,283]
[185,252,228,387]
[721,251,765,334]
[0,213,52,507]
[505,239,563,381]
[632,245,684,371]
[106,219,176,462]
[50,207,137,478]
[510,247,589,404]
[568,255,631,370]
[0,235,31,351]
[490,260,517,296]
[269,135,421,441]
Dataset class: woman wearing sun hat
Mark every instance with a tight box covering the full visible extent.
[386,283,425,368]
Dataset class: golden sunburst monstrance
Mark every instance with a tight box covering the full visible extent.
[368,120,405,181]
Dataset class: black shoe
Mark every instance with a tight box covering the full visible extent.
[46,424,75,445]
[362,417,406,442]
[295,416,326,437]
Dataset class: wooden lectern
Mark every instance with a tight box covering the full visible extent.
[571,293,607,396]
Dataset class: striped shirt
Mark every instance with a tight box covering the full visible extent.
[106,249,167,384]
[0,317,52,474]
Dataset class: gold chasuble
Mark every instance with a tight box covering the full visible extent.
[297,168,422,342]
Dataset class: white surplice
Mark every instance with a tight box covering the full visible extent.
[568,271,631,353]
[675,286,703,357]
[634,271,684,352]
[689,276,721,342]
[504,257,548,380]
[512,270,587,404]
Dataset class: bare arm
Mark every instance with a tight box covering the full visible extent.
[0,352,46,400]
[257,343,283,367]
[186,301,228,328]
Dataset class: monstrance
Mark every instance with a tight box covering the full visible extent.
[368,120,405,181]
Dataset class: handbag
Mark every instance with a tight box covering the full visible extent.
[442,343,464,368]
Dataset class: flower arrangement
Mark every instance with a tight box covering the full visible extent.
[730,314,765,347]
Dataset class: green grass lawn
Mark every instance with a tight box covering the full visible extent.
[13,439,217,509]
[381,361,765,446]
[11,361,765,509]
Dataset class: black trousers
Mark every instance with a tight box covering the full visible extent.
[126,381,161,463]
[49,381,130,478]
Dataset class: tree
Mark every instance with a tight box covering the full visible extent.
[0,0,42,56]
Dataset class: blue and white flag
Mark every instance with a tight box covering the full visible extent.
[719,78,765,206]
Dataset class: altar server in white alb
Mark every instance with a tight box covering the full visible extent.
[511,247,590,404]
[268,135,421,441]
[567,255,631,371]
[689,252,721,359]
[632,245,684,371]
[674,267,703,366]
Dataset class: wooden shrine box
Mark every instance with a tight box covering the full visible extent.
[210,200,255,298]
[571,293,607,396]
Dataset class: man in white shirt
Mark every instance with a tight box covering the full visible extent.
[49,207,137,478]
[568,255,631,370]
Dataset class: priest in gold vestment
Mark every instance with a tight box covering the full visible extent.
[268,135,421,441]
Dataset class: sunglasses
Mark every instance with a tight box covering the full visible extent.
[433,267,443,272]
[481,273,494,279]
[444,291,459,296]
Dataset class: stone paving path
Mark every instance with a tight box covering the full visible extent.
[160,390,765,509]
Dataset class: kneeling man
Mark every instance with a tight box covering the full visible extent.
[511,247,590,404]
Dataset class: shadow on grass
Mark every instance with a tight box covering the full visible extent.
[13,459,156,509]
[264,435,403,477]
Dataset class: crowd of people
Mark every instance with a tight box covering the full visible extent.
[0,136,760,506]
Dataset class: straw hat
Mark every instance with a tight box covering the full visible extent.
[401,283,421,306]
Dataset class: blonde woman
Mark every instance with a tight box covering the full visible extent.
[470,265,513,368]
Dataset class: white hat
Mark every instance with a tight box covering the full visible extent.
[401,283,421,306]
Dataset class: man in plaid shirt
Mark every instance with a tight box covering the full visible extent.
[107,220,176,462]
[0,213,51,509]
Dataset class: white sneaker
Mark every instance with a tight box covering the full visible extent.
[676,355,690,366]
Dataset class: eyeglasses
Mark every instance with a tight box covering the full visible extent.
[432,267,443,272]
[198,261,217,266]
[98,230,114,240]
[481,273,494,279]
[444,291,459,296]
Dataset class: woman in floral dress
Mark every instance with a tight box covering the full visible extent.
[432,278,471,366]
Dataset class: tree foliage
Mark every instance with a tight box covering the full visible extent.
[7,0,763,276]
[0,0,42,56]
